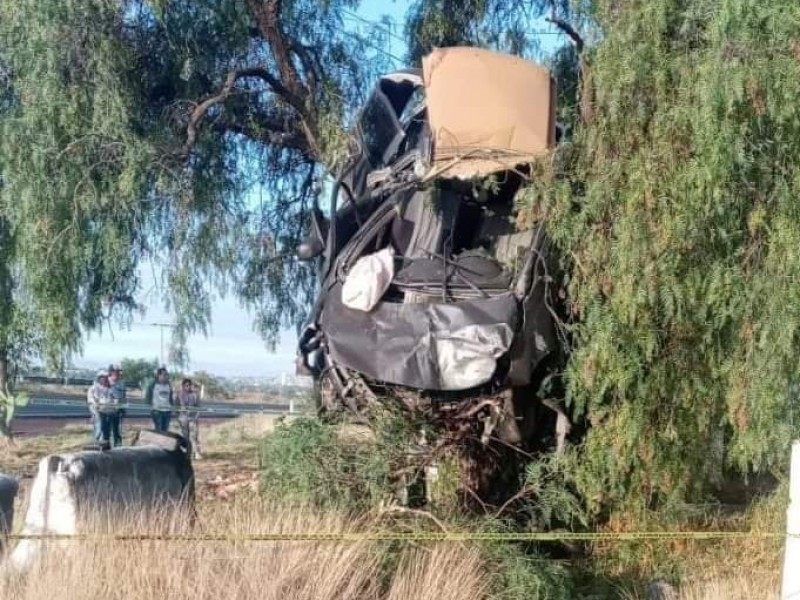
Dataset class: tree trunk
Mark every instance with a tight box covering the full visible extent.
[0,347,13,443]
[0,347,9,393]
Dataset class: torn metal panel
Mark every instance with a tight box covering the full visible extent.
[423,46,556,179]
[321,286,519,391]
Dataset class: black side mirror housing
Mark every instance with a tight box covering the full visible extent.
[297,207,329,261]
[297,237,324,261]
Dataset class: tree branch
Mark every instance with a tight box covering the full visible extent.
[246,1,298,89]
[546,16,584,53]
[290,42,322,95]
[218,120,309,154]
[547,1,584,53]
[183,66,305,157]
[547,2,592,123]
[245,0,322,158]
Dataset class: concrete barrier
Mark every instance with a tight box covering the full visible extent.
[3,431,193,574]
[783,441,800,599]
[0,474,18,547]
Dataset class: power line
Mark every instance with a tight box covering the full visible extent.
[335,24,405,65]
[341,9,407,45]
[133,322,176,366]
[342,8,568,40]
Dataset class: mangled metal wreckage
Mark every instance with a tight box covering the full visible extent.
[297,47,568,452]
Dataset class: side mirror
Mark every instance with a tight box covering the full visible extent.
[297,237,324,261]
[297,207,328,262]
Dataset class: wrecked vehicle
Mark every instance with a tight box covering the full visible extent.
[296,47,568,454]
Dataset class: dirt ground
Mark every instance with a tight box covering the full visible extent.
[0,413,285,520]
[10,416,227,438]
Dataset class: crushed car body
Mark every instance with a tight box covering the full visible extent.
[297,47,565,449]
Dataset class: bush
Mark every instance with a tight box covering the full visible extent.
[260,416,395,510]
[483,541,576,600]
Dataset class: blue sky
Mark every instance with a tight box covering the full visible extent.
[78,0,567,377]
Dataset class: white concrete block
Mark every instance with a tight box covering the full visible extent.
[782,441,800,600]
[3,443,193,574]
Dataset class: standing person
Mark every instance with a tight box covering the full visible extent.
[87,371,118,446]
[177,378,202,460]
[86,376,102,443]
[107,364,126,447]
[145,367,173,432]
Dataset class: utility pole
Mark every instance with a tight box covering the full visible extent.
[134,322,176,367]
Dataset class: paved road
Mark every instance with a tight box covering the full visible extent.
[18,392,289,420]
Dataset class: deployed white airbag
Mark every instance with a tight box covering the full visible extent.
[342,247,395,312]
[435,323,514,390]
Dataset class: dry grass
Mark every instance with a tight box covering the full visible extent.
[0,499,489,600]
[386,545,488,600]
[593,487,786,600]
[0,424,90,476]
[203,412,283,455]
[676,573,779,600]
[617,569,780,600]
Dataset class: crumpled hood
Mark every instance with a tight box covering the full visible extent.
[321,285,519,391]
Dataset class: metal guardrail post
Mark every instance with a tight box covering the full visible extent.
[782,441,800,599]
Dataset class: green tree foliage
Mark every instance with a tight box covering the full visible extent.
[120,357,159,388]
[523,0,800,514]
[188,370,232,400]
[0,0,394,377]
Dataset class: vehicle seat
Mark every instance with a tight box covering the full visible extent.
[393,189,461,259]
[395,252,511,287]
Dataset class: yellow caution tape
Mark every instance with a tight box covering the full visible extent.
[1,530,790,543]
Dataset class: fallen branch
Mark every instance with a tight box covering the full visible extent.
[494,485,533,518]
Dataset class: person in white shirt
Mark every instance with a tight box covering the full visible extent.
[87,371,118,446]
[87,375,102,443]
[177,378,202,460]
[145,367,173,432]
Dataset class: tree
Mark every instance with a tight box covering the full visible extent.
[0,0,395,380]
[190,370,232,400]
[120,357,160,389]
[523,0,800,515]
[0,0,582,382]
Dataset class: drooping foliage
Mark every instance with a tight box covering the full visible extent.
[524,0,800,513]
[0,0,151,373]
[0,0,394,372]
